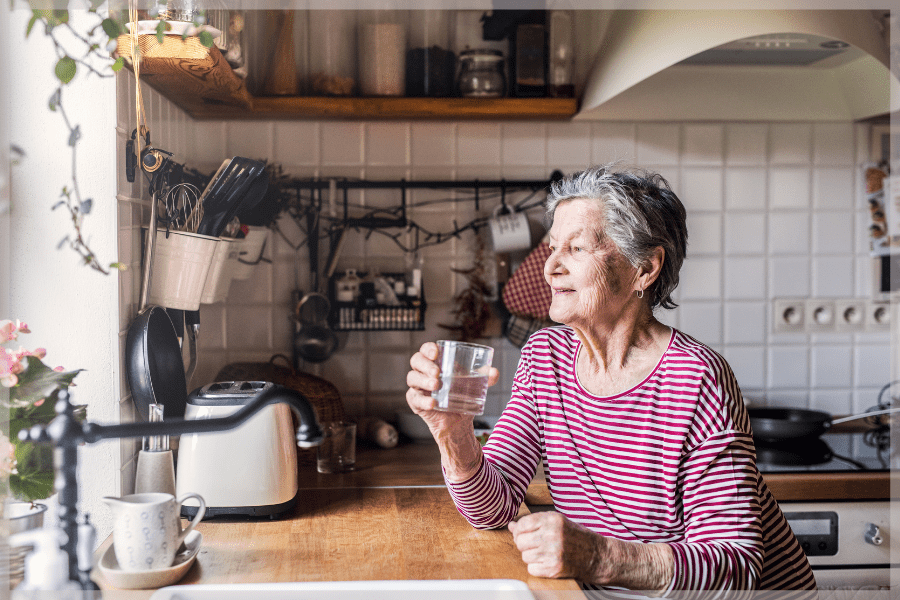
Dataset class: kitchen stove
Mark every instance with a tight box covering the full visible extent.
[754,427,894,590]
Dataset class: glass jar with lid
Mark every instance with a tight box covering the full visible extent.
[456,49,506,98]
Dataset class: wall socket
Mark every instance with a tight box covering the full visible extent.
[774,298,891,333]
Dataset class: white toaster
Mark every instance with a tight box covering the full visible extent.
[176,381,299,519]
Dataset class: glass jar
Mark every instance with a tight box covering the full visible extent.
[457,49,505,98]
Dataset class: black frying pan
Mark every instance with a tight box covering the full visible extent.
[748,408,832,442]
[125,305,188,421]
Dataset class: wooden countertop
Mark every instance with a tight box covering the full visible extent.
[92,443,580,597]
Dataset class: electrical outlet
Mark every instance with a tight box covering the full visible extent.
[773,299,805,332]
[835,299,867,331]
[805,299,836,331]
[866,300,891,331]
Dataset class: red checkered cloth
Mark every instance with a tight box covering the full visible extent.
[502,242,552,319]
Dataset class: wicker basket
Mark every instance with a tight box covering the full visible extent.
[214,356,345,467]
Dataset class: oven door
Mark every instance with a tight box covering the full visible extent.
[779,501,893,589]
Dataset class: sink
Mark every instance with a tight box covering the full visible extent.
[150,579,535,600]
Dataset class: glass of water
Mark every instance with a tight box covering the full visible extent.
[432,340,494,416]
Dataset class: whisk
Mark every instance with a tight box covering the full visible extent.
[162,183,203,233]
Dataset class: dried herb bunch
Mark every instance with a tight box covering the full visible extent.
[440,235,494,342]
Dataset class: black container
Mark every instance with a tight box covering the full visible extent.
[406,46,456,97]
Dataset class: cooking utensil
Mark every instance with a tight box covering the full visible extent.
[748,406,900,442]
[293,211,338,364]
[125,305,188,421]
[197,157,266,237]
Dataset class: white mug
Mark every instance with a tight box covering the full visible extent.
[489,206,532,253]
[103,492,206,572]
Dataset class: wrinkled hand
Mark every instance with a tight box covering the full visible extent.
[405,342,500,436]
[508,511,605,581]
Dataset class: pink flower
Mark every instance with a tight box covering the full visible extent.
[53,366,64,372]
[0,320,15,344]
[16,320,30,334]
[0,348,21,387]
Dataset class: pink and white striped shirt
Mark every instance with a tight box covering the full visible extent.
[447,326,816,593]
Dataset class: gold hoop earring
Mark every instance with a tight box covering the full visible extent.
[636,289,644,299]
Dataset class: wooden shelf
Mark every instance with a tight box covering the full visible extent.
[131,46,578,121]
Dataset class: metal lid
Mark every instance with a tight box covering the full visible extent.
[459,49,504,62]
[187,381,275,406]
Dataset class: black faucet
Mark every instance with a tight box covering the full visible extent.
[18,384,323,589]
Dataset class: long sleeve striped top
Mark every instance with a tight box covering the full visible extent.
[446,326,816,593]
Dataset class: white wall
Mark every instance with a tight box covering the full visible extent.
[168,119,889,424]
[6,5,119,541]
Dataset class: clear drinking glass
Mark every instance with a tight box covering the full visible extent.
[432,340,494,416]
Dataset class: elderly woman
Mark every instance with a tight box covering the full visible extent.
[406,165,815,594]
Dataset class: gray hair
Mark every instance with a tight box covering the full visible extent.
[545,164,688,310]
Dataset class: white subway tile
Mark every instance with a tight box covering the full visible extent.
[769,167,811,209]
[724,212,766,255]
[812,256,854,297]
[366,123,410,166]
[321,351,367,394]
[679,302,722,346]
[812,211,853,255]
[813,167,854,209]
[813,123,854,166]
[321,122,364,164]
[768,346,809,388]
[502,123,547,166]
[725,124,767,166]
[680,168,723,211]
[725,167,766,210]
[679,257,721,300]
[723,346,766,389]
[458,123,501,166]
[724,257,766,300]
[635,123,679,165]
[724,302,766,344]
[853,344,890,388]
[226,121,273,159]
[547,122,592,168]
[855,255,874,297]
[686,212,722,254]
[412,123,456,166]
[682,124,724,165]
[368,351,415,392]
[810,390,853,415]
[769,256,810,297]
[190,120,227,164]
[769,123,812,164]
[811,345,852,388]
[226,305,273,349]
[768,212,809,254]
[274,121,319,165]
[591,122,636,164]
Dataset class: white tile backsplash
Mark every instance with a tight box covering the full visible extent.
[116,88,881,442]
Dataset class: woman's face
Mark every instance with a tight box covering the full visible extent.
[544,198,637,328]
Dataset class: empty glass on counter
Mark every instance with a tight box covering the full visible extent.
[317,422,357,473]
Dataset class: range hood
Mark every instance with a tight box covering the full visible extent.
[575,10,899,122]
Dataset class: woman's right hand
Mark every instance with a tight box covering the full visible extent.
[405,342,500,440]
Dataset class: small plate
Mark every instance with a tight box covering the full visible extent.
[96,530,202,590]
[125,20,221,39]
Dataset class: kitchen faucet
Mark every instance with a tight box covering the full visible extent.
[17,384,324,590]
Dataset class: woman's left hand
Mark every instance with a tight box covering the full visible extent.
[508,511,604,581]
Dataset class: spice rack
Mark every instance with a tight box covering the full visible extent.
[327,273,426,331]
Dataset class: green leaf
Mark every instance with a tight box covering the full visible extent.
[111,57,125,72]
[48,88,60,111]
[110,262,127,271]
[9,467,55,502]
[8,356,82,408]
[26,11,40,37]
[101,17,121,39]
[51,10,68,25]
[198,30,214,48]
[155,20,166,44]
[54,56,76,85]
